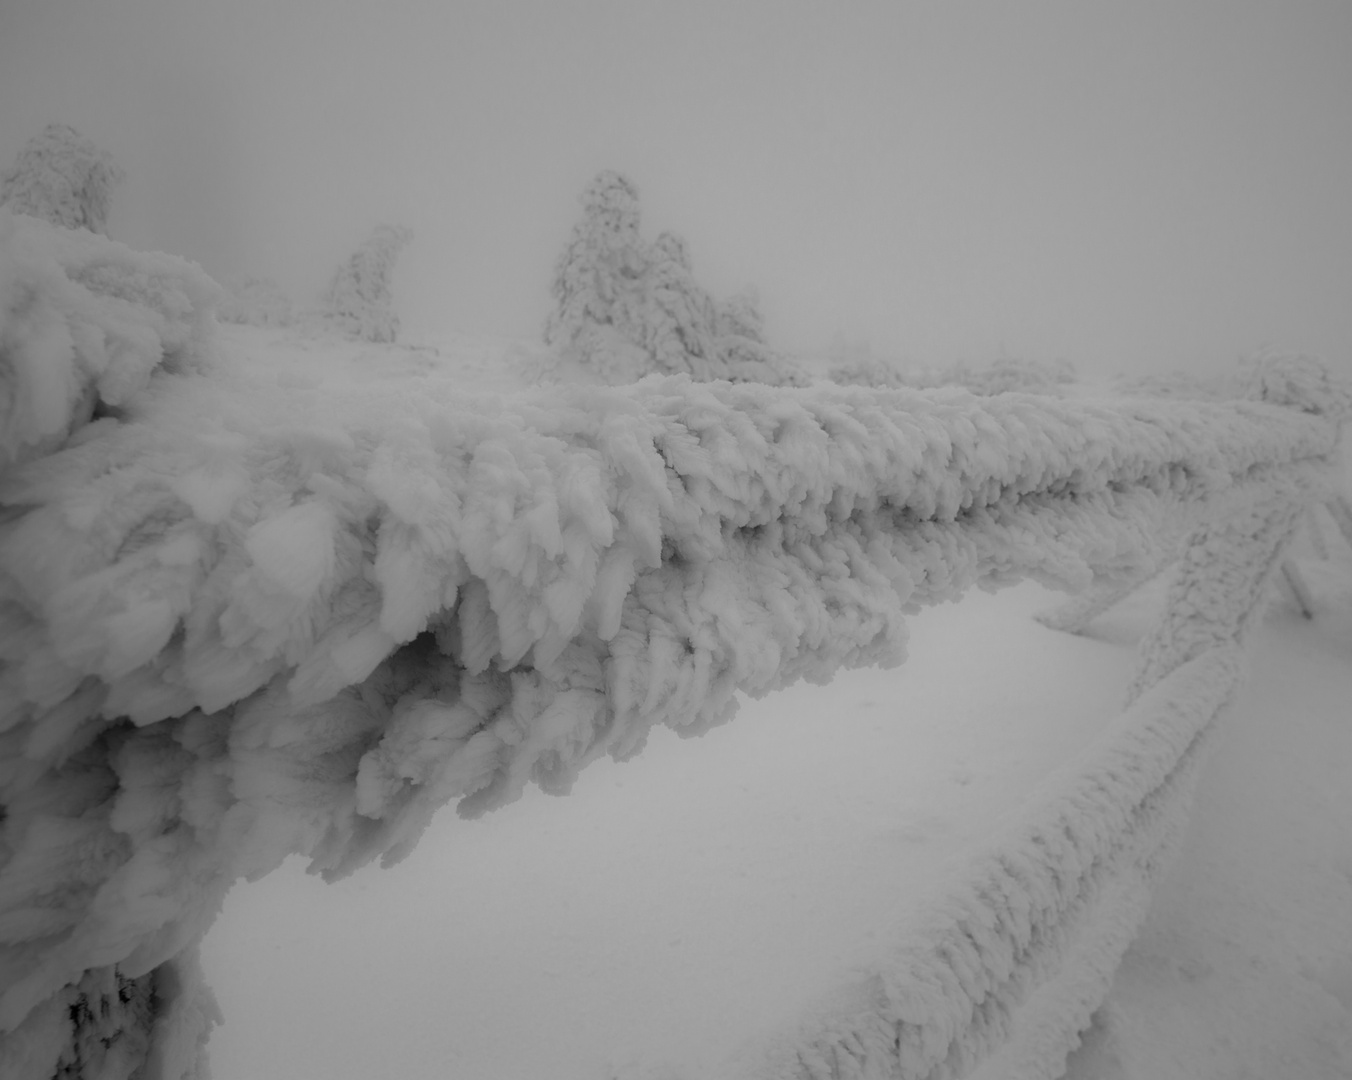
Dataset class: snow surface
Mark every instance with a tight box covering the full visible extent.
[2,217,1348,1080]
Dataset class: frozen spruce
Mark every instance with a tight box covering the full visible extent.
[545,171,803,385]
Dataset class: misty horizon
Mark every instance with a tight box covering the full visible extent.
[3,0,1350,379]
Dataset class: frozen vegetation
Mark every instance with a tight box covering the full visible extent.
[0,195,1348,1079]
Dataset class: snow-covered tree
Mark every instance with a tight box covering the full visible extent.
[0,124,125,235]
[323,223,413,343]
[544,170,646,356]
[633,230,721,378]
[545,172,802,384]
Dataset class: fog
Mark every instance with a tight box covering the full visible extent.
[3,0,1350,377]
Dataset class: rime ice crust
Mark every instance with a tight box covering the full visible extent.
[0,215,1344,1078]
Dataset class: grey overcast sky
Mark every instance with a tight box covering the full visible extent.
[2,0,1350,377]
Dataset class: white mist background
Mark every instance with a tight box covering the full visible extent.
[3,0,1351,378]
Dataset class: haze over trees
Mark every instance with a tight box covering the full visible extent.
[0,124,124,235]
[545,170,802,385]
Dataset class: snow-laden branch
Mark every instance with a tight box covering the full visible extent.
[0,222,1344,1078]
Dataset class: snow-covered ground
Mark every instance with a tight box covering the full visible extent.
[193,327,1352,1080]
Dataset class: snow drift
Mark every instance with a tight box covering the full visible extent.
[0,220,1344,1078]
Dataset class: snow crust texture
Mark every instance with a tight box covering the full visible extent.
[0,220,1344,1078]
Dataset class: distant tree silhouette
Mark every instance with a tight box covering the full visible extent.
[1,124,125,234]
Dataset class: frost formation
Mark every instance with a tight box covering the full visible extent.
[0,207,1345,1080]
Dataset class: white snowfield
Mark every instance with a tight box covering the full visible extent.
[0,214,1346,1079]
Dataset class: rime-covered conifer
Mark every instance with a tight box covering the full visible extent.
[0,125,125,235]
[544,170,646,355]
[545,173,801,383]
[324,223,413,343]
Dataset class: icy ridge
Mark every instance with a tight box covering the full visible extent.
[0,224,1342,1077]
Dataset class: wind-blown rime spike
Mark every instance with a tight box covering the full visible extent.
[0,210,1345,1080]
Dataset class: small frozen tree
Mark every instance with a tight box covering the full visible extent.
[323,223,413,343]
[0,124,125,235]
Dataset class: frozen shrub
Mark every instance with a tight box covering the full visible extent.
[323,223,413,343]
[1,124,125,235]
